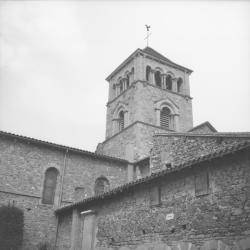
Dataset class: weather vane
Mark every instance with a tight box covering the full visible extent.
[145,24,151,47]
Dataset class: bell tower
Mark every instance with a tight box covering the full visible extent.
[96,47,193,161]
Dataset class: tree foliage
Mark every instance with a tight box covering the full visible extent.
[0,204,24,250]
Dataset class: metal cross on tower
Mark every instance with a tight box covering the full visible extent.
[144,24,151,47]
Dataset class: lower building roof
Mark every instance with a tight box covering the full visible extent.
[55,140,250,215]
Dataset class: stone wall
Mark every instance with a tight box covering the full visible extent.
[105,80,193,140]
[56,149,250,250]
[0,192,57,250]
[0,134,128,249]
[96,122,168,161]
[151,134,250,173]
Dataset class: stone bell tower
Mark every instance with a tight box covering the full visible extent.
[96,47,193,161]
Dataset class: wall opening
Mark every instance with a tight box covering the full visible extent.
[155,71,161,87]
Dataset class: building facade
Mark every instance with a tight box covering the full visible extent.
[96,47,193,161]
[0,47,250,250]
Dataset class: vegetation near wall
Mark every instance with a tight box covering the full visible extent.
[0,204,24,250]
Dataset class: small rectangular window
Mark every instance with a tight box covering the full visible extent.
[195,170,209,196]
[150,186,161,206]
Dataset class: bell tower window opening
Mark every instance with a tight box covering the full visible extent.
[155,71,161,88]
[119,79,123,93]
[126,75,130,88]
[166,75,172,90]
[119,110,124,131]
[146,66,151,81]
[160,107,171,129]
[177,78,183,93]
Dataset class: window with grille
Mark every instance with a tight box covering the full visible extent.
[160,107,171,128]
[119,111,124,131]
[42,168,58,204]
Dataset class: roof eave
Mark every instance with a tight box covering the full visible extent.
[105,48,141,81]
[143,51,193,73]
[0,130,128,164]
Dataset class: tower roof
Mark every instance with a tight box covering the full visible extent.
[106,47,193,81]
[142,46,175,65]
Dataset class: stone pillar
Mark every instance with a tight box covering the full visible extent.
[162,74,167,89]
[161,75,164,88]
[70,209,81,250]
[172,78,177,92]
[112,118,119,135]
[152,70,155,85]
[173,114,180,131]
[184,71,190,96]
[124,110,129,127]
[155,108,160,126]
[123,78,126,91]
[149,70,154,85]
[134,54,144,81]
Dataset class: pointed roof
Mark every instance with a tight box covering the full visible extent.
[142,46,175,64]
[106,47,192,81]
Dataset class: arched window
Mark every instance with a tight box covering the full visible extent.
[155,71,161,87]
[146,66,151,81]
[94,176,110,195]
[166,75,172,90]
[118,110,124,131]
[119,79,123,93]
[177,78,183,93]
[160,107,171,129]
[42,168,58,204]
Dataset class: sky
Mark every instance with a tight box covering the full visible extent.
[0,1,249,151]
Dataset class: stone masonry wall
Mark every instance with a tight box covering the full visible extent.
[151,134,250,173]
[96,122,168,161]
[56,149,250,250]
[105,80,193,140]
[0,192,57,250]
[135,81,193,132]
[0,135,127,249]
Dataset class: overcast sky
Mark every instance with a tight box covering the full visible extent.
[0,1,249,151]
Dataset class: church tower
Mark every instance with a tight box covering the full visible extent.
[96,47,193,161]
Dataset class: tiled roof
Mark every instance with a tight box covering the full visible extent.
[188,121,217,132]
[106,47,192,81]
[142,47,175,64]
[0,130,128,164]
[154,131,250,138]
[55,140,250,215]
[142,46,193,73]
